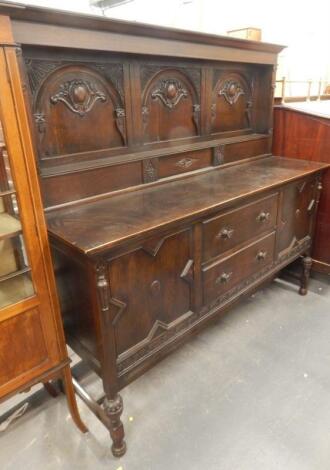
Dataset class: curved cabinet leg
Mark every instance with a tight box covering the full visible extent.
[299,255,312,296]
[104,394,126,457]
[62,365,88,433]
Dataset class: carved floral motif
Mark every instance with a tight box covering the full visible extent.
[151,79,188,109]
[50,79,106,117]
[24,59,61,96]
[175,158,198,169]
[219,79,245,105]
[212,145,225,166]
[143,159,158,183]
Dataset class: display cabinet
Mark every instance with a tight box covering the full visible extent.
[0,16,86,434]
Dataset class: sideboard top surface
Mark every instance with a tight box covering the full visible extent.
[46,156,328,255]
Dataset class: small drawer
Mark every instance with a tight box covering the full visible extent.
[202,193,278,262]
[202,231,275,305]
[158,148,212,179]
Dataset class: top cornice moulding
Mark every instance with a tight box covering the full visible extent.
[0,0,285,54]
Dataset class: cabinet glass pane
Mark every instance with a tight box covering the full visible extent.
[0,128,34,309]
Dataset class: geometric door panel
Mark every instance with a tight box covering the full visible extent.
[276,178,317,258]
[108,229,194,357]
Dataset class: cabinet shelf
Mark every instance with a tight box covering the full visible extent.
[0,267,31,283]
[0,189,16,197]
[0,272,34,309]
[0,212,22,240]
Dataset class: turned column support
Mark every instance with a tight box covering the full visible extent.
[299,255,312,295]
[103,394,126,457]
[95,262,127,457]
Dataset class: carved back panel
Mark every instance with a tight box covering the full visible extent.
[21,49,274,210]
[141,67,200,144]
[211,70,253,134]
[33,65,125,160]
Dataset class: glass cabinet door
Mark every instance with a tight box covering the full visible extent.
[0,126,34,309]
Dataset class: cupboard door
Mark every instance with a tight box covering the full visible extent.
[108,229,194,359]
[277,178,317,258]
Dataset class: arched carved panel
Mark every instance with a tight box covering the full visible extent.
[211,72,253,134]
[108,229,193,357]
[33,65,126,160]
[141,68,200,144]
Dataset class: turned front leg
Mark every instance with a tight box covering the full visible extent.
[299,255,312,295]
[104,394,126,457]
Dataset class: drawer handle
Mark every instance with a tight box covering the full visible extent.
[256,211,270,222]
[215,271,233,285]
[175,157,198,169]
[217,227,234,240]
[256,250,267,261]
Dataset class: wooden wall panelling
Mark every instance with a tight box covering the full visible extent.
[273,107,330,272]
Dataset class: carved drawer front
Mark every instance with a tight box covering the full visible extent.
[202,231,276,305]
[158,149,212,179]
[107,230,194,361]
[202,193,278,262]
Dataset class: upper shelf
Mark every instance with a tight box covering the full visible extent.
[0,212,21,241]
[46,156,329,256]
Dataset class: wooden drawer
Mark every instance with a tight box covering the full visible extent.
[202,231,276,305]
[202,193,278,261]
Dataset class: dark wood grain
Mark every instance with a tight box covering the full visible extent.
[202,193,278,261]
[2,3,328,457]
[47,156,328,255]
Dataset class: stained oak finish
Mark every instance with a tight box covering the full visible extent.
[202,231,276,304]
[273,105,330,273]
[1,2,328,458]
[202,192,278,261]
[47,157,326,255]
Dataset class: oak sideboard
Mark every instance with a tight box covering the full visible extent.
[0,2,328,457]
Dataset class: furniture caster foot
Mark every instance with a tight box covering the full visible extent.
[104,394,126,457]
[299,255,312,296]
